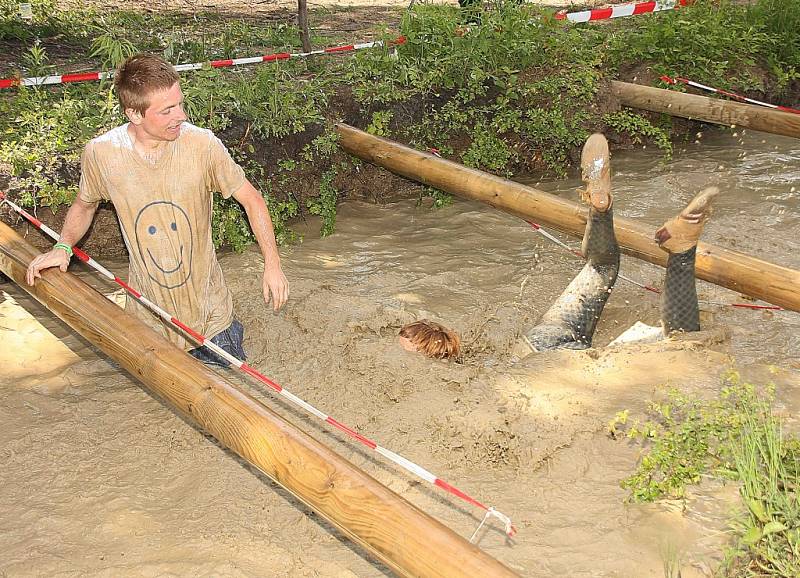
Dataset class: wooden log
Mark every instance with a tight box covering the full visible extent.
[611,80,800,139]
[335,123,800,312]
[0,221,517,578]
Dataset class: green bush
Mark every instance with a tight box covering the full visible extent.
[0,82,118,208]
[1,0,796,248]
[611,373,800,576]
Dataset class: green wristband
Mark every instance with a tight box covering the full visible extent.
[53,242,74,258]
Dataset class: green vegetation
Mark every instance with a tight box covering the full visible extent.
[609,372,800,577]
[0,0,797,249]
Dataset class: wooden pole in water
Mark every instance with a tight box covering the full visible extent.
[611,81,800,139]
[335,123,800,312]
[0,221,517,578]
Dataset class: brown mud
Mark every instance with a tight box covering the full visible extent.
[3,126,800,575]
[2,2,800,576]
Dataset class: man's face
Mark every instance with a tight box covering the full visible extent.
[129,82,187,142]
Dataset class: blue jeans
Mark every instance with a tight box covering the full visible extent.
[188,319,246,368]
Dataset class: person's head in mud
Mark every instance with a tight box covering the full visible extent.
[114,54,186,145]
[398,320,461,360]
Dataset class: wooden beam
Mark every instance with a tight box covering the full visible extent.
[611,80,800,139]
[335,123,800,312]
[0,221,517,578]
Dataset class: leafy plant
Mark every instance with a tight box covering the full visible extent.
[366,110,393,137]
[461,122,515,173]
[721,405,800,577]
[603,111,673,158]
[307,167,339,237]
[0,82,119,208]
[21,41,50,77]
[211,194,253,252]
[88,31,137,69]
[418,186,453,208]
[606,0,770,89]
[300,130,340,162]
[613,373,799,576]
[233,64,328,139]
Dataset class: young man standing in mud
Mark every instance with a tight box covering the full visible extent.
[25,54,288,366]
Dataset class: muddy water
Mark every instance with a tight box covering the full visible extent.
[1,128,798,577]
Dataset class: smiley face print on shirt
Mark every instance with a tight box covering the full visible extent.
[134,200,194,289]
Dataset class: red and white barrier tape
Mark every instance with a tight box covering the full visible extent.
[554,0,689,23]
[0,189,515,539]
[0,36,406,90]
[661,75,800,115]
[525,220,784,311]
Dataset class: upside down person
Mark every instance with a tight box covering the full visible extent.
[399,133,719,360]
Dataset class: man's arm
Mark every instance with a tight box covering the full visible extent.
[232,179,288,311]
[25,196,99,285]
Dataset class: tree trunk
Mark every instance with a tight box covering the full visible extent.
[612,81,800,139]
[298,0,312,53]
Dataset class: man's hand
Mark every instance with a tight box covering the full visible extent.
[22,195,98,285]
[233,179,290,312]
[263,264,288,311]
[26,248,70,285]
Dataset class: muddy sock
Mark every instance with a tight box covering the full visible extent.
[657,187,719,335]
[526,203,618,351]
[582,206,618,266]
[524,133,620,351]
[662,246,700,333]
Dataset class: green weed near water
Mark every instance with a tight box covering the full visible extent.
[722,408,800,576]
[0,82,119,208]
[605,0,800,92]
[611,373,799,576]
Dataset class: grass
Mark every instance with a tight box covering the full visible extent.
[0,0,797,249]
[722,403,800,576]
[610,372,799,576]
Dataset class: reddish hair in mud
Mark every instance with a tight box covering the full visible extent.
[114,54,180,115]
[399,320,461,360]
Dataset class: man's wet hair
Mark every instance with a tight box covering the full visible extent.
[114,54,180,116]
[399,319,461,360]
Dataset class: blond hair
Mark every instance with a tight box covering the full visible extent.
[114,54,180,115]
[399,320,461,360]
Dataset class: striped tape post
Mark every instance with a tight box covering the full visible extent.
[660,75,800,115]
[554,0,690,23]
[526,220,784,311]
[0,190,515,539]
[0,36,406,90]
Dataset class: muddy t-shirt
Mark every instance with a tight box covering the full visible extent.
[79,122,245,350]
